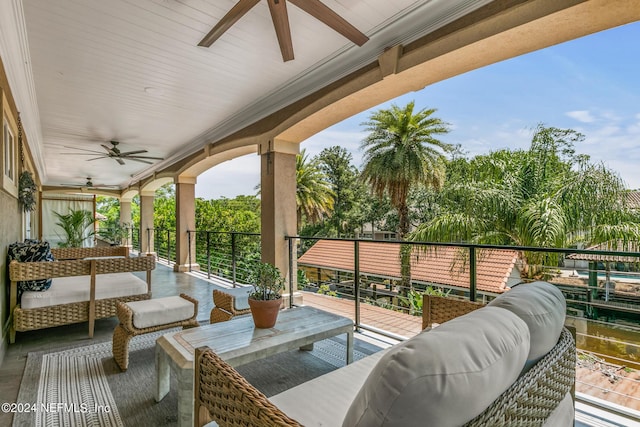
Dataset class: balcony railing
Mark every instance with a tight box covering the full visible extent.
[179,231,640,412]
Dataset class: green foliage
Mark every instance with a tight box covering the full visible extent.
[297,269,310,290]
[98,219,131,245]
[96,196,120,223]
[195,196,260,233]
[316,146,363,236]
[360,100,452,236]
[53,208,96,247]
[361,101,452,290]
[248,262,285,300]
[317,284,337,297]
[399,287,450,315]
[296,149,335,229]
[411,124,640,278]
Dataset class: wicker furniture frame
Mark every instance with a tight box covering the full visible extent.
[9,248,155,343]
[50,246,129,260]
[210,289,251,323]
[112,293,199,371]
[422,294,485,329]
[194,298,576,427]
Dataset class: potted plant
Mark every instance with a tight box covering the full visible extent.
[53,208,96,247]
[247,262,285,328]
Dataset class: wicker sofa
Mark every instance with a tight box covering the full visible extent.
[9,246,155,343]
[194,281,576,427]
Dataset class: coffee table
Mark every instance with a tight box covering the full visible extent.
[155,305,354,427]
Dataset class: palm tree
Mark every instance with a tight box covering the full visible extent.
[296,149,335,230]
[411,124,640,277]
[361,101,452,290]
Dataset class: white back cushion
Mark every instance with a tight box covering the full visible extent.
[342,307,530,427]
[488,281,566,367]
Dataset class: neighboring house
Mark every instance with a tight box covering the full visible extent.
[298,240,522,300]
[627,191,640,210]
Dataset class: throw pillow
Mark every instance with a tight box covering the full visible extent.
[342,307,530,427]
[8,240,55,294]
[488,281,566,370]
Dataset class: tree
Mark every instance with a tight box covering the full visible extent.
[360,101,452,290]
[411,124,640,277]
[296,149,335,229]
[316,146,362,236]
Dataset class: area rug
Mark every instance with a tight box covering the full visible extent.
[13,331,380,427]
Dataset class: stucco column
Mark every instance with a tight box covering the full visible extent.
[139,191,155,254]
[175,177,200,272]
[260,139,298,285]
[120,198,132,247]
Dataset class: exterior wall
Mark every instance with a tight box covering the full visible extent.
[0,55,28,365]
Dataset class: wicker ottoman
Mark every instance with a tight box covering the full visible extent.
[210,287,252,323]
[113,293,199,371]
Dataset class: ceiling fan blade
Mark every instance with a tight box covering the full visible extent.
[198,0,261,47]
[122,155,165,160]
[267,0,294,61]
[128,158,154,165]
[288,0,369,46]
[59,152,107,156]
[87,156,107,161]
[101,144,117,155]
[115,157,126,165]
[118,149,148,156]
[61,146,106,154]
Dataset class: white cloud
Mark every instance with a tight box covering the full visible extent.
[566,110,596,123]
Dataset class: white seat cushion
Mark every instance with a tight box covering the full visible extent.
[342,307,530,427]
[20,272,148,309]
[488,281,566,369]
[221,286,252,310]
[270,351,387,426]
[126,296,194,329]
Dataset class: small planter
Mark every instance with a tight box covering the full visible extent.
[248,297,282,328]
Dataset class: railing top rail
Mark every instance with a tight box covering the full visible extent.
[285,235,640,259]
[188,230,261,237]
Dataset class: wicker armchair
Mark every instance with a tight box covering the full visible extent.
[194,346,302,427]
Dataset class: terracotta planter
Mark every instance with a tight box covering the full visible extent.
[248,298,282,328]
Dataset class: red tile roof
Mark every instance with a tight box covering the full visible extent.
[566,241,640,263]
[298,240,519,294]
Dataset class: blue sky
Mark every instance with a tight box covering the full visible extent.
[196,21,640,199]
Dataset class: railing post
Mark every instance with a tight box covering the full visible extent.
[146,227,151,255]
[167,229,171,265]
[289,237,295,309]
[354,240,361,331]
[187,230,192,272]
[231,232,237,285]
[469,246,477,302]
[206,231,211,280]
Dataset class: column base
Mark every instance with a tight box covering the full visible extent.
[174,263,200,272]
[282,291,304,307]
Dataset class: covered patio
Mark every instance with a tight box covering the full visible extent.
[2,1,640,425]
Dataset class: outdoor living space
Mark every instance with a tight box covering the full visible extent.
[3,1,640,426]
